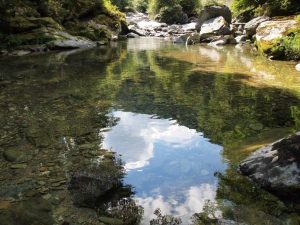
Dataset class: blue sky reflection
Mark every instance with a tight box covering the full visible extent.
[102,111,227,223]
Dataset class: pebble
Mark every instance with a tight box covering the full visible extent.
[42,193,52,200]
[10,163,27,169]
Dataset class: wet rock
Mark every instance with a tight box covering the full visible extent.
[10,50,31,56]
[209,38,227,46]
[296,64,300,72]
[239,132,300,199]
[68,162,124,207]
[126,32,140,38]
[235,35,248,44]
[197,5,232,31]
[3,147,29,162]
[128,25,146,36]
[0,197,54,225]
[174,33,200,44]
[48,32,97,50]
[200,16,231,41]
[244,17,269,36]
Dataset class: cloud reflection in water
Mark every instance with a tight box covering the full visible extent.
[102,111,226,223]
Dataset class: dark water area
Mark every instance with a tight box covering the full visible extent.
[0,38,300,225]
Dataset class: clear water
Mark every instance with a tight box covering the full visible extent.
[0,38,300,225]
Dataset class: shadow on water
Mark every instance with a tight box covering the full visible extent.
[0,38,299,224]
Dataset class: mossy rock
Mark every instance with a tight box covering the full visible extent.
[256,17,300,60]
[1,16,63,33]
[65,19,112,42]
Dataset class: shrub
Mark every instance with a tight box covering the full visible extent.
[231,0,300,17]
[110,0,133,11]
[158,4,188,24]
[149,0,179,15]
[179,0,201,16]
[270,31,300,60]
[133,0,149,13]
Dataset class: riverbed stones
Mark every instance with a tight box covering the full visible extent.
[3,147,27,162]
[239,132,300,199]
[244,16,269,36]
[200,16,231,41]
[235,35,248,44]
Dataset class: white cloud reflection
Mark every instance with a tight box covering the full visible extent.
[137,184,217,224]
[102,111,201,170]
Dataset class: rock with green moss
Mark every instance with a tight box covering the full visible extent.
[0,0,127,51]
[256,17,300,60]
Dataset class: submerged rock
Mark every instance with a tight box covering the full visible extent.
[239,132,300,199]
[200,16,231,41]
[0,197,54,225]
[197,5,232,31]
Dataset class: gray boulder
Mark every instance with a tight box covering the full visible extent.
[296,63,300,72]
[197,5,232,31]
[244,16,269,36]
[239,132,300,199]
[47,31,96,49]
[200,16,231,41]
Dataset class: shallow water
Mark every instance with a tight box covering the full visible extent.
[0,38,300,225]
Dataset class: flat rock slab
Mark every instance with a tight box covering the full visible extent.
[239,132,300,199]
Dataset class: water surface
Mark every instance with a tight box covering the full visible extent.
[0,38,300,225]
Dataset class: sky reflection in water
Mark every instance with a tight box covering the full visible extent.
[103,111,227,222]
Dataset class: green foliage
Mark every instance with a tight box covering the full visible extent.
[231,0,300,17]
[270,31,300,60]
[179,0,201,16]
[111,0,133,11]
[158,4,188,24]
[150,208,182,225]
[133,0,149,12]
[149,0,179,15]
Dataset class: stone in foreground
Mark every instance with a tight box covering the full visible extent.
[239,132,300,199]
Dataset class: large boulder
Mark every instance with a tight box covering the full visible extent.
[244,16,269,36]
[196,5,232,31]
[256,18,300,59]
[200,16,231,41]
[239,132,300,199]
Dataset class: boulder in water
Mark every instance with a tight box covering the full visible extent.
[239,132,300,199]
